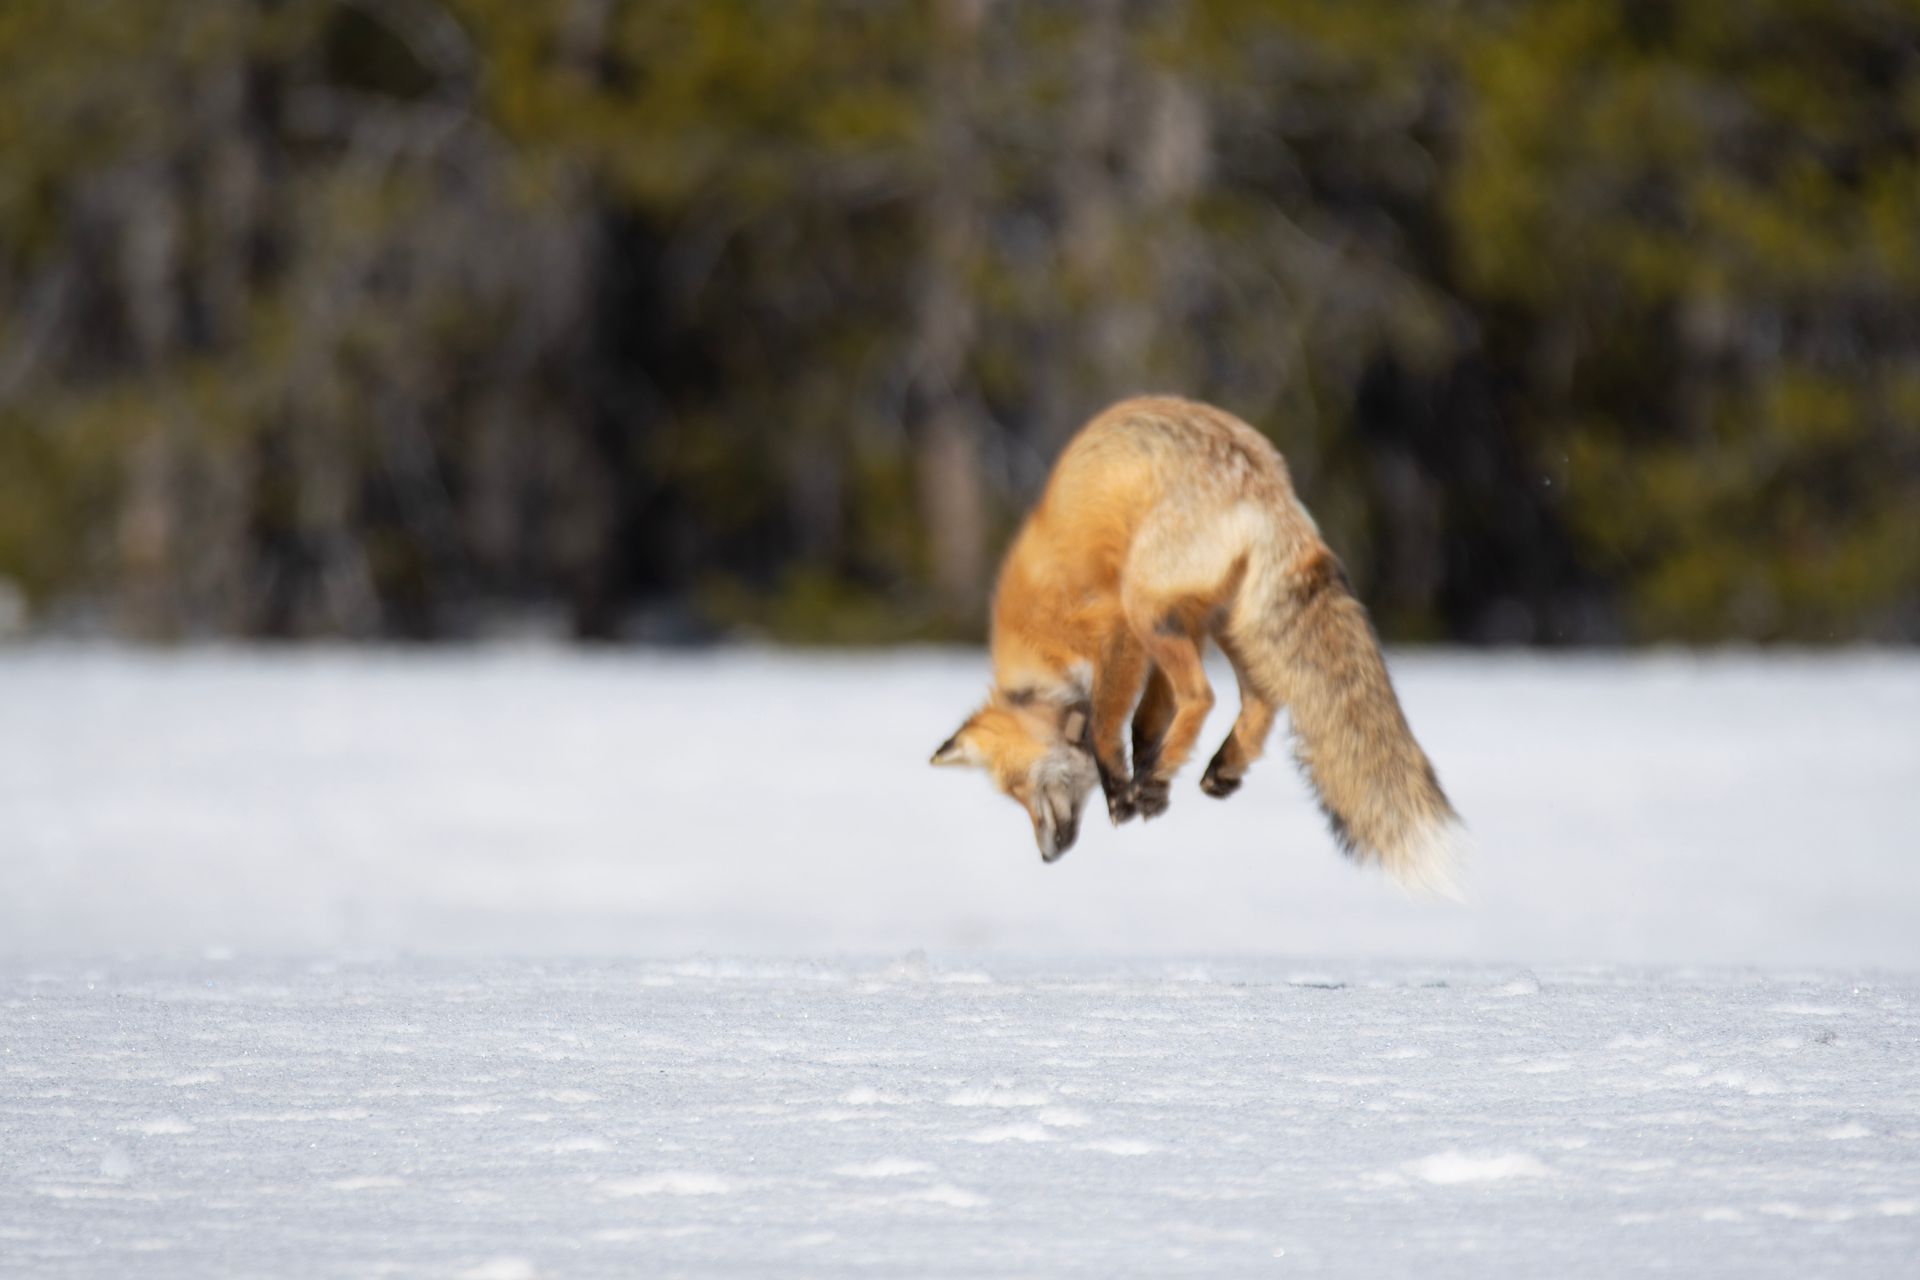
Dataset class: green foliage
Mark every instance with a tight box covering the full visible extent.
[1444,0,1920,638]
[0,0,1915,642]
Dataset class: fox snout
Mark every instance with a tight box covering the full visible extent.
[1027,749,1099,863]
[1033,795,1081,863]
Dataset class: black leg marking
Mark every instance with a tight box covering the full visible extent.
[1200,746,1243,799]
[1098,755,1137,825]
[1131,774,1170,820]
[1130,728,1160,782]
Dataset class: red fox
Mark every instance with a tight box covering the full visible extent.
[931,395,1463,897]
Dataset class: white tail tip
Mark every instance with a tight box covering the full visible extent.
[1385,818,1470,904]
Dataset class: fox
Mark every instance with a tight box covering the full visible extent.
[930,395,1464,897]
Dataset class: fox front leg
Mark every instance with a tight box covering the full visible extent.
[1089,635,1149,825]
[1130,664,1175,783]
[1096,753,1135,824]
[1125,616,1216,820]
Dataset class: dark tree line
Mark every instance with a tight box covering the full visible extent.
[2,0,1916,643]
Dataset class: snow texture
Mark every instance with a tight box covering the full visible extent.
[2,648,1919,1275]
[3,959,1917,1277]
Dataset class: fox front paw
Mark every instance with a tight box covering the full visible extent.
[1098,757,1138,825]
[1130,774,1170,820]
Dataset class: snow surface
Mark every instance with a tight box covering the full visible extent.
[2,647,1918,1276]
[3,959,1917,1277]
[1,647,1916,965]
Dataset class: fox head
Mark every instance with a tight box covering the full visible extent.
[931,692,1100,862]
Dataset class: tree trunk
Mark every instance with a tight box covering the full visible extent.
[913,0,990,623]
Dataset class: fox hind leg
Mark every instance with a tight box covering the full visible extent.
[1200,633,1278,799]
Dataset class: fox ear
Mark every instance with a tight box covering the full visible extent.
[930,726,984,767]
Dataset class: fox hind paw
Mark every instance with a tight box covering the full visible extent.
[1199,763,1242,799]
[1199,742,1246,799]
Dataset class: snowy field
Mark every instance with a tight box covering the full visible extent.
[6,958,1918,1278]
[4,646,1918,965]
[3,647,1918,1275]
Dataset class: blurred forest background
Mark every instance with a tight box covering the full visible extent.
[1,0,1917,645]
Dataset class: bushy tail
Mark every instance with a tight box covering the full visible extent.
[1233,545,1466,900]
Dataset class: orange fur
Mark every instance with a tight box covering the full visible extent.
[932,396,1463,894]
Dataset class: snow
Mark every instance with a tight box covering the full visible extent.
[4,959,1918,1277]
[2,647,1918,1275]
[2,646,1917,965]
